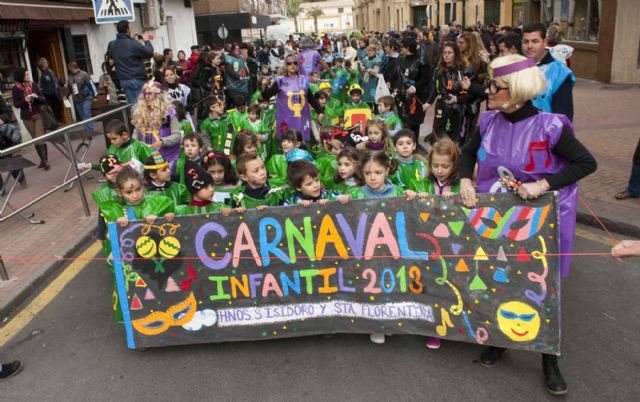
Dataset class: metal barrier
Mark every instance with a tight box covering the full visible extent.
[0,104,132,223]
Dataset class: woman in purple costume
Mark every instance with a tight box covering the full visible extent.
[132,80,182,170]
[260,54,325,142]
[459,55,597,396]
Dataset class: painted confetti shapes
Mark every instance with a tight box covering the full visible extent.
[132,293,197,336]
[462,205,551,241]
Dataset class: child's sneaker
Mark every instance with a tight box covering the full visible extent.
[426,336,442,349]
[369,333,385,344]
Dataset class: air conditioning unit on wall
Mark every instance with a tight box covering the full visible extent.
[141,0,160,30]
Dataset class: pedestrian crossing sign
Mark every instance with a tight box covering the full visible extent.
[92,0,135,24]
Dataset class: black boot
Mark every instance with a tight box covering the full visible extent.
[479,346,507,367]
[542,354,568,396]
[0,360,22,379]
[41,143,50,170]
[35,144,46,168]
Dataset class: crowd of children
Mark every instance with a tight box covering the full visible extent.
[90,76,464,347]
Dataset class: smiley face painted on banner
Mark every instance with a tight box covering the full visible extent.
[496,301,541,342]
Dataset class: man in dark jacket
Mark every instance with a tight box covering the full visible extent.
[108,20,153,103]
[397,36,432,135]
[66,62,95,133]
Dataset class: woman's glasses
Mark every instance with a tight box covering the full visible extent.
[486,79,509,94]
[286,61,298,66]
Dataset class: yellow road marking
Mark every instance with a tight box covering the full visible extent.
[0,241,101,348]
[575,228,617,247]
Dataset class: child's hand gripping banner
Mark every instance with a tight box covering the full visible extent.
[109,193,561,353]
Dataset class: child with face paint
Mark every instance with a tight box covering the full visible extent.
[143,152,191,206]
[100,166,176,228]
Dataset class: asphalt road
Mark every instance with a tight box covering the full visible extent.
[1,223,639,401]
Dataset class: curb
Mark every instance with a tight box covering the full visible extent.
[0,228,97,321]
[576,210,640,240]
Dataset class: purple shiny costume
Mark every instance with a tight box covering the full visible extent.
[476,110,577,278]
[275,75,312,141]
[298,50,321,77]
[136,107,181,169]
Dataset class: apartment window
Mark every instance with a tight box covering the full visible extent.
[338,7,343,13]
[71,35,93,75]
[566,0,600,42]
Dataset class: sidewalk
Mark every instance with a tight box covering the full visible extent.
[1,80,640,320]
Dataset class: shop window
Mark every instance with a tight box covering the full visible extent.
[71,35,93,75]
[566,0,600,42]
[338,8,343,13]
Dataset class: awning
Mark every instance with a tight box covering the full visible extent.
[196,12,271,32]
[0,0,94,21]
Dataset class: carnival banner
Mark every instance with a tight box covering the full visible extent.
[109,193,561,352]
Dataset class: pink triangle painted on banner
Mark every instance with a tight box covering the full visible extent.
[165,276,180,292]
[144,288,156,300]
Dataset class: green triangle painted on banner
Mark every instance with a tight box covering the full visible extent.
[448,221,464,236]
[469,274,488,291]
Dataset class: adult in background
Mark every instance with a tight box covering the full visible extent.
[66,62,96,134]
[298,37,328,78]
[0,75,26,190]
[359,44,383,109]
[260,54,324,142]
[257,44,271,67]
[459,55,596,395]
[108,20,154,103]
[36,57,62,119]
[522,23,575,121]
[12,67,49,169]
[497,33,522,57]
[163,48,176,68]
[397,36,431,135]
[381,38,402,97]
[615,137,640,200]
[187,45,201,79]
[192,52,225,123]
[224,43,249,108]
[176,50,190,82]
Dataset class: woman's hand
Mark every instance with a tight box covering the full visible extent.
[150,140,162,150]
[517,179,549,200]
[460,178,477,208]
[611,240,640,260]
[422,103,431,112]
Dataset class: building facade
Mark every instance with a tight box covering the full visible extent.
[0,0,198,122]
[194,0,286,44]
[289,0,355,34]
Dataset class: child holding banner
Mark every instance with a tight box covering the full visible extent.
[231,153,288,211]
[284,160,347,206]
[424,137,461,197]
[100,166,176,228]
[351,152,416,343]
[176,161,231,216]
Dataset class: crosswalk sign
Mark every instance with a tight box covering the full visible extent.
[92,0,135,24]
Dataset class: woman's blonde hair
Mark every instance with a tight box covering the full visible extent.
[490,54,546,107]
[132,88,171,132]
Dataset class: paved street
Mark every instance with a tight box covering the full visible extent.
[0,224,638,401]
